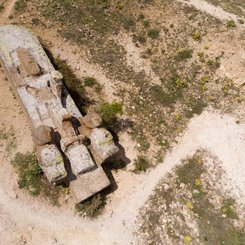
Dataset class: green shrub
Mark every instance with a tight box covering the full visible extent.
[75,194,106,217]
[11,152,42,196]
[192,30,201,41]
[226,20,236,28]
[175,49,193,61]
[143,19,150,27]
[133,156,151,173]
[148,29,160,39]
[84,77,97,87]
[14,0,27,12]
[221,198,238,219]
[99,102,123,124]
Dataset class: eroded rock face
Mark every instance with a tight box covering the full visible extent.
[32,125,54,146]
[89,128,119,163]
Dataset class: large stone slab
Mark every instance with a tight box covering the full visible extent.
[36,144,67,183]
[70,166,110,203]
[89,128,119,163]
[66,143,96,175]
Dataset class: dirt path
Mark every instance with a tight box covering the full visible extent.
[178,0,245,23]
[0,0,16,23]
[0,0,245,245]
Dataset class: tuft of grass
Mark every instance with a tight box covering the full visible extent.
[221,198,238,219]
[99,101,123,124]
[175,49,193,61]
[133,155,151,173]
[192,30,201,41]
[147,29,160,39]
[176,154,205,187]
[84,77,97,87]
[226,20,236,28]
[75,194,106,218]
[11,152,42,196]
[14,0,27,12]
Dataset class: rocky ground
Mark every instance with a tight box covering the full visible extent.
[0,0,245,244]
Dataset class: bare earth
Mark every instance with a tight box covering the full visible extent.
[0,0,245,245]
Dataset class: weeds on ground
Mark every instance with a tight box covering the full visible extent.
[14,0,27,12]
[83,77,97,87]
[138,151,245,244]
[175,49,193,61]
[133,155,151,173]
[99,101,123,124]
[75,194,106,218]
[148,29,160,39]
[11,152,62,205]
[226,20,236,28]
[11,152,42,196]
[192,30,201,41]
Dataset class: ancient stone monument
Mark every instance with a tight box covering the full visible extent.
[0,25,119,203]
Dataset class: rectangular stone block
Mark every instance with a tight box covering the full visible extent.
[70,166,110,203]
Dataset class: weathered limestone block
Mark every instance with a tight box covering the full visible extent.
[32,125,54,146]
[17,48,41,77]
[37,144,67,183]
[65,143,96,175]
[70,166,110,203]
[80,112,102,129]
[89,128,119,163]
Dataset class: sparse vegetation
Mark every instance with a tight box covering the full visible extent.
[11,152,42,196]
[175,49,193,61]
[83,77,97,87]
[99,102,123,124]
[138,151,245,244]
[147,29,160,39]
[226,20,236,28]
[75,194,106,218]
[133,155,151,173]
[14,0,27,12]
[192,30,201,41]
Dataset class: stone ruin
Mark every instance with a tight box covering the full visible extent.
[0,25,119,203]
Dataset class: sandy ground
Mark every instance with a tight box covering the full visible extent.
[0,0,245,244]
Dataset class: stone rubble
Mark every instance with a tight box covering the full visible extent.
[0,25,119,202]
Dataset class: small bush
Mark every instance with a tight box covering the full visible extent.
[148,29,160,39]
[123,18,135,30]
[75,194,106,217]
[11,152,42,196]
[221,198,238,219]
[14,0,27,12]
[192,30,201,41]
[143,20,150,27]
[133,156,151,173]
[0,5,4,12]
[84,77,97,87]
[133,33,147,44]
[99,102,123,124]
[226,20,236,28]
[175,49,193,61]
